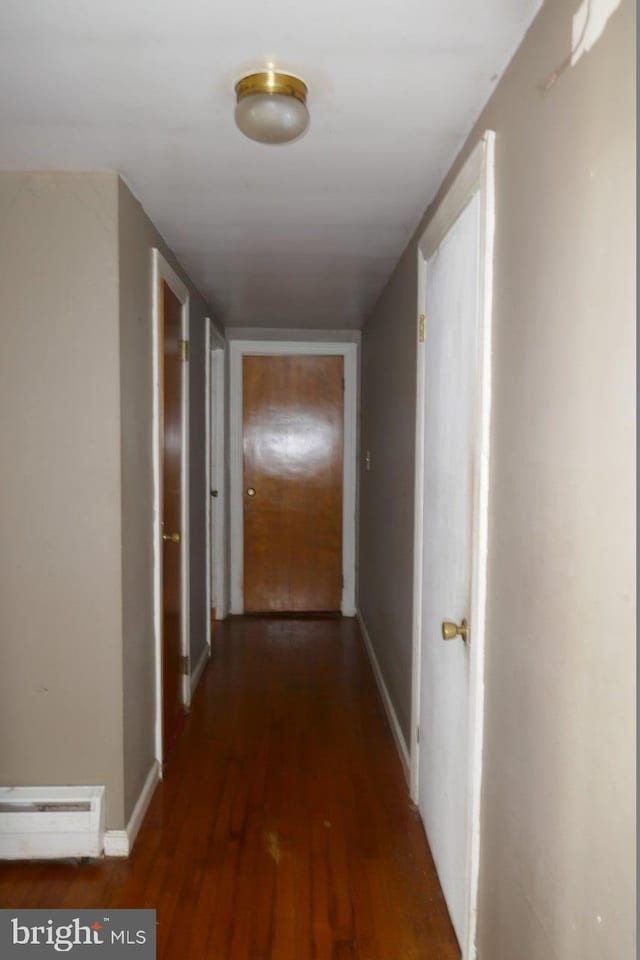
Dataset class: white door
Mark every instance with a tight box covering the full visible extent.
[418,191,481,948]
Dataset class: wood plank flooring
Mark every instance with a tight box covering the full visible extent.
[0,616,459,959]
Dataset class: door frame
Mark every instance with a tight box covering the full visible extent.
[229,340,358,616]
[151,248,190,766]
[205,320,227,646]
[410,132,495,959]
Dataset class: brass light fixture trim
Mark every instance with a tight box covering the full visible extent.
[235,71,308,105]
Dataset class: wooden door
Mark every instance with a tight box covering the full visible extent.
[243,354,343,613]
[161,280,184,756]
[418,191,481,947]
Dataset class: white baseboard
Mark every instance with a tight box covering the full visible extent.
[102,829,129,858]
[103,760,160,858]
[214,599,228,621]
[191,642,211,697]
[356,609,410,784]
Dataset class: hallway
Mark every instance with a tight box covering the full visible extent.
[0,617,459,959]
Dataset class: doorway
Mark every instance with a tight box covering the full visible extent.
[152,249,190,766]
[410,133,495,958]
[243,353,343,613]
[229,341,357,616]
[205,319,227,633]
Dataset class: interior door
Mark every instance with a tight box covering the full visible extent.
[242,354,343,613]
[418,192,481,947]
[161,280,184,756]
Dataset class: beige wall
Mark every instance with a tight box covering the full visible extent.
[0,173,125,828]
[117,180,222,820]
[359,0,636,956]
[0,172,220,832]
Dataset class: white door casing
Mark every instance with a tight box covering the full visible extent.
[211,345,226,619]
[410,133,495,959]
[205,322,227,637]
[205,320,212,642]
[209,351,217,612]
[229,340,358,617]
[151,248,191,762]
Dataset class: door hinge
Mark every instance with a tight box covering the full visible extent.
[416,725,420,744]
[342,376,345,391]
[418,314,426,343]
[179,655,190,676]
[179,339,190,362]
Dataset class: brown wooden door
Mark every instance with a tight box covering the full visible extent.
[243,354,343,613]
[161,280,184,755]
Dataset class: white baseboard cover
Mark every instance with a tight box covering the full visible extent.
[0,786,105,860]
[191,642,211,697]
[103,760,160,858]
[356,610,411,783]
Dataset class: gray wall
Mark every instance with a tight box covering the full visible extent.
[118,178,221,822]
[358,0,636,957]
[360,250,419,742]
[0,173,125,828]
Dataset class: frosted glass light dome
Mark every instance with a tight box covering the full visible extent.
[234,72,309,145]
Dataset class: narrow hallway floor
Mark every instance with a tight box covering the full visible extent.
[0,616,459,959]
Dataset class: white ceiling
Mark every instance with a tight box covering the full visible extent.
[0,0,541,329]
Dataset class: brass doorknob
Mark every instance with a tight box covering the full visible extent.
[162,532,181,544]
[441,619,468,643]
[246,487,256,497]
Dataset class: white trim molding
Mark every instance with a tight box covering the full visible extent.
[357,610,410,783]
[205,319,212,647]
[151,248,191,762]
[229,340,358,617]
[213,344,227,619]
[102,830,129,858]
[410,131,495,960]
[104,761,161,858]
[190,642,211,698]
[205,323,228,630]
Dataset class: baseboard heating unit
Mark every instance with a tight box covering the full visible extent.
[0,786,105,859]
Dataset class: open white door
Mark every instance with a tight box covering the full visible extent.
[411,133,494,959]
[206,329,226,624]
[419,189,479,947]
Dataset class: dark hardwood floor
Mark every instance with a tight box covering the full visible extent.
[0,616,459,959]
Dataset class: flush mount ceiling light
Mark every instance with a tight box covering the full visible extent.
[234,71,309,145]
